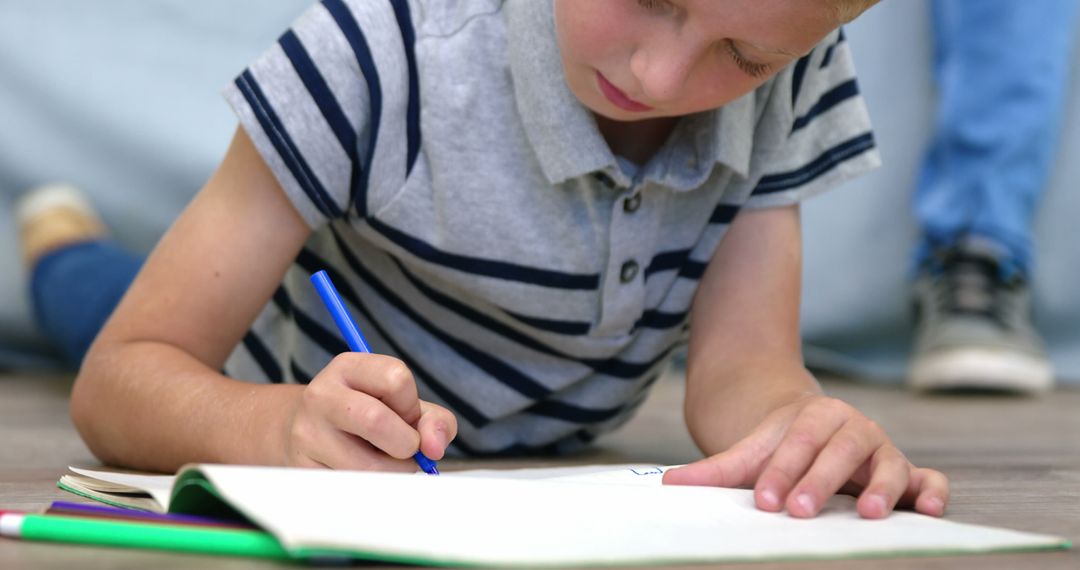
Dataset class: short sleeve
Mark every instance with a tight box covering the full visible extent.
[223,0,420,228]
[739,28,881,210]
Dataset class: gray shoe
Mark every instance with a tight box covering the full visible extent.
[909,246,1053,394]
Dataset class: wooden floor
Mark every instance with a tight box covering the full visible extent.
[1,371,1077,569]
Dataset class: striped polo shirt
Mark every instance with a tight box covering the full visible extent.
[221,0,880,456]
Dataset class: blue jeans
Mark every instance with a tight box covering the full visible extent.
[914,0,1079,276]
[30,241,142,366]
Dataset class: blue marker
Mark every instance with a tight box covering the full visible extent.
[310,270,440,475]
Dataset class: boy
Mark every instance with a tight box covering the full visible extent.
[44,0,947,520]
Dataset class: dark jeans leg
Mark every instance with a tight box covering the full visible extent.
[29,241,143,366]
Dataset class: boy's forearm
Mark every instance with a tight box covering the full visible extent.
[72,339,299,472]
[682,204,816,456]
[683,356,822,456]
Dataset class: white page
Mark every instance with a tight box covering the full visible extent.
[447,463,672,484]
[63,463,658,511]
[188,464,1068,567]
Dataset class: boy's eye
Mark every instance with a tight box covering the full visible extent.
[724,40,772,79]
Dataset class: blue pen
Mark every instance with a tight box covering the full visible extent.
[310,270,440,475]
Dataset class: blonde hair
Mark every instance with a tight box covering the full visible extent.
[827,0,880,23]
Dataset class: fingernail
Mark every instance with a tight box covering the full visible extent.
[928,497,945,516]
[867,494,888,517]
[760,489,779,509]
[795,493,815,515]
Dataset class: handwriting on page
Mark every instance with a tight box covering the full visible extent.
[628,467,665,476]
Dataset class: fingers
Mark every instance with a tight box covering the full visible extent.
[752,400,849,513]
[779,416,889,518]
[903,467,950,517]
[294,420,416,472]
[416,401,458,460]
[323,389,420,459]
[670,394,950,521]
[292,353,452,470]
[663,421,785,488]
[330,353,423,426]
[852,445,910,519]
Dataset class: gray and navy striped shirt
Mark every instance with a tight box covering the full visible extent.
[221,0,880,456]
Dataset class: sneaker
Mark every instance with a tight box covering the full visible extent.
[14,183,107,268]
[908,245,1053,394]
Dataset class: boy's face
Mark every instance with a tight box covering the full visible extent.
[554,0,842,122]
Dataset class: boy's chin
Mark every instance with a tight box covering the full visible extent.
[586,105,666,123]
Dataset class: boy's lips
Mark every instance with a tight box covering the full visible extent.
[596,72,653,113]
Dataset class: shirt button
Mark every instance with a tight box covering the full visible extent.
[623,193,642,213]
[620,260,639,283]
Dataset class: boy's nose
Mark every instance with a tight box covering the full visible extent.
[630,43,698,104]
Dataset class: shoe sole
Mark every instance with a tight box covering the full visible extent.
[909,347,1053,394]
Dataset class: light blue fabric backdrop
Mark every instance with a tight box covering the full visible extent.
[1,1,1077,382]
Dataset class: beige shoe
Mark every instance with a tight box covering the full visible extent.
[14,184,107,268]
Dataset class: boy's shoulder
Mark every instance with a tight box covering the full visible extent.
[406,0,506,38]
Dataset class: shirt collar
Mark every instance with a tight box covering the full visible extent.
[505,0,755,188]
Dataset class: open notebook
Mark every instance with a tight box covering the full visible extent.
[58,464,1068,566]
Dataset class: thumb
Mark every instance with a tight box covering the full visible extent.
[663,425,781,488]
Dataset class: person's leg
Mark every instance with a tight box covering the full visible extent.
[16,184,143,366]
[909,0,1078,393]
[915,0,1078,274]
[29,241,143,366]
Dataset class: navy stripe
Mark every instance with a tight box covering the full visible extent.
[790,52,813,110]
[710,204,740,225]
[636,202,738,282]
[309,237,553,400]
[526,399,626,424]
[293,251,492,426]
[385,254,681,373]
[242,332,284,383]
[502,311,591,336]
[644,249,690,279]
[592,345,677,378]
[752,132,876,195]
[235,71,342,218]
[293,305,351,357]
[451,388,656,456]
[680,261,706,280]
[290,359,313,384]
[635,309,687,330]
[323,0,381,218]
[819,43,836,69]
[279,30,356,157]
[450,437,563,458]
[369,217,600,290]
[574,430,598,446]
[790,79,860,134]
[388,0,421,174]
[820,29,846,70]
[526,374,659,425]
[272,286,293,316]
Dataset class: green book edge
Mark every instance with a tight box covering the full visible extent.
[55,480,155,512]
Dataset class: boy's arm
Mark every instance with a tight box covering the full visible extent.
[71,128,455,473]
[662,205,949,519]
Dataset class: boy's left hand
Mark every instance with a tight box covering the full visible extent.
[662,395,949,519]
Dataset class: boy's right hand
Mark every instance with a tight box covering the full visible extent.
[282,353,457,471]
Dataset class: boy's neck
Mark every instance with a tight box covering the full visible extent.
[594,114,680,166]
